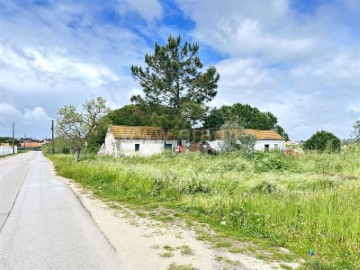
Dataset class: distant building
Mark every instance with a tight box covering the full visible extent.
[211,129,285,152]
[20,141,42,148]
[99,125,178,157]
[285,141,302,149]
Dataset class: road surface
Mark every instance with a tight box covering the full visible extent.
[0,152,122,269]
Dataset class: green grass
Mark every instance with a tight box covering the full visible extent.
[159,251,174,257]
[47,143,360,269]
[167,263,197,270]
[179,245,193,255]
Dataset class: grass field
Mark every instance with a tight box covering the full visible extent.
[48,143,360,269]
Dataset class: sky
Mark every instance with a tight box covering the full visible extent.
[0,0,359,141]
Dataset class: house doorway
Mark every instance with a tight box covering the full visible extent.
[135,144,140,152]
[264,144,270,152]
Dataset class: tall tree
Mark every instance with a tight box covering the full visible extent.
[56,97,108,161]
[131,35,220,130]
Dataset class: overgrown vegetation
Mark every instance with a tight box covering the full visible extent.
[303,130,341,153]
[56,97,108,161]
[47,143,360,269]
[203,103,289,140]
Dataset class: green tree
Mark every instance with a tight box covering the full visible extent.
[204,104,276,129]
[303,130,341,153]
[42,137,71,154]
[204,103,289,140]
[273,125,289,141]
[131,35,220,130]
[238,134,257,156]
[219,119,243,152]
[107,104,152,126]
[86,115,111,152]
[350,119,360,142]
[106,104,177,129]
[56,97,108,161]
[219,119,256,154]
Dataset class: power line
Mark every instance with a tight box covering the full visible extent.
[0,121,9,128]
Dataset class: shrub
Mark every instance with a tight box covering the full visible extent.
[303,130,341,153]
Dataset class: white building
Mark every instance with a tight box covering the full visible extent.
[99,125,178,157]
[0,145,17,156]
[211,129,285,152]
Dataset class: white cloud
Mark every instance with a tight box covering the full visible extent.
[0,0,358,141]
[0,43,120,87]
[0,102,51,138]
[176,0,360,140]
[290,52,360,85]
[177,0,317,62]
[210,50,360,140]
[126,0,163,22]
[0,102,20,117]
[216,58,272,88]
[23,107,51,122]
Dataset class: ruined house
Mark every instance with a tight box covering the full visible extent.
[99,125,178,157]
[210,129,285,152]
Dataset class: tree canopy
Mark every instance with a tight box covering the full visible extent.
[106,104,178,130]
[131,35,220,130]
[303,130,341,153]
[203,103,289,140]
[56,97,108,161]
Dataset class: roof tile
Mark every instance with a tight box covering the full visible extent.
[110,125,177,140]
[215,129,284,140]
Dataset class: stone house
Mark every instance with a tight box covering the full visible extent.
[99,125,178,157]
[209,129,285,152]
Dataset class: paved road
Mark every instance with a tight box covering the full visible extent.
[0,152,122,269]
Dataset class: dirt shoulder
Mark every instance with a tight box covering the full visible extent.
[59,175,300,270]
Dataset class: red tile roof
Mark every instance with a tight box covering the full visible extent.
[110,125,177,140]
[215,129,284,140]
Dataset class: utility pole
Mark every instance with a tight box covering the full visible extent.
[12,122,15,154]
[51,119,55,154]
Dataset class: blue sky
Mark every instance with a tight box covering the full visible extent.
[0,0,359,140]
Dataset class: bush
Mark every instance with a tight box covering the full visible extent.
[303,130,341,153]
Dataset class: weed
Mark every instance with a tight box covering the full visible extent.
[280,264,292,270]
[167,263,197,270]
[214,242,232,248]
[179,245,193,255]
[47,143,360,269]
[163,245,175,251]
[159,251,174,258]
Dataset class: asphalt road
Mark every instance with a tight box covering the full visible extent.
[0,152,122,269]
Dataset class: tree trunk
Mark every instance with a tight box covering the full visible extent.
[75,147,80,162]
